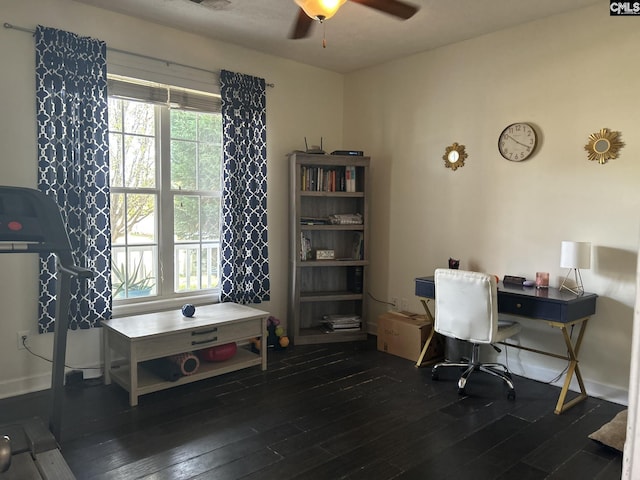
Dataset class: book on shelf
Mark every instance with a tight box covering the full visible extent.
[323,314,360,322]
[351,232,364,260]
[328,213,362,225]
[322,313,361,332]
[321,323,362,333]
[321,325,361,333]
[345,165,357,192]
[300,233,311,261]
[327,323,361,330]
[322,324,361,332]
[300,217,329,225]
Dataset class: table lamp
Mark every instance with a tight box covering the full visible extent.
[559,241,591,295]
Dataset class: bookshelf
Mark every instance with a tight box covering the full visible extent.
[288,152,370,345]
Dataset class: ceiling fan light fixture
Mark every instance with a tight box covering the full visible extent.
[295,0,348,21]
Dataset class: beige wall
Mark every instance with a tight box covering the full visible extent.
[345,4,639,403]
[0,0,344,397]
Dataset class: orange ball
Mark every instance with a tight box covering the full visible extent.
[279,336,290,348]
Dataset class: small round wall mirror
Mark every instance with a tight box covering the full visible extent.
[443,143,467,171]
[585,128,624,164]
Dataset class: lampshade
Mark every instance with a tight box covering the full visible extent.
[295,0,348,20]
[560,241,591,269]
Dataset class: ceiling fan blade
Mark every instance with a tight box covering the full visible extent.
[350,0,419,20]
[289,8,315,39]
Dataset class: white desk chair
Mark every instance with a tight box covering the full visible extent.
[432,268,521,399]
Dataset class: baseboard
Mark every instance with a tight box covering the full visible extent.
[0,363,103,400]
[0,372,51,399]
[508,362,628,407]
[369,326,628,407]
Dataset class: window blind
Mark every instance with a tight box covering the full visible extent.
[107,75,221,113]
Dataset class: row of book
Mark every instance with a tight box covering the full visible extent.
[300,166,358,192]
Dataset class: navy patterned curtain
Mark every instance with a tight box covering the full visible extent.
[35,26,111,332]
[219,70,270,304]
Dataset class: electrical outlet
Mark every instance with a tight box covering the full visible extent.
[17,331,29,350]
[391,297,398,311]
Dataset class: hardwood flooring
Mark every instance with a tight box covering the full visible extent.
[0,337,625,479]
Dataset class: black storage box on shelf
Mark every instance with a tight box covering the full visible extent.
[347,266,363,293]
[503,275,526,286]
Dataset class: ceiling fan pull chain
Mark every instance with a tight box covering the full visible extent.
[322,21,326,48]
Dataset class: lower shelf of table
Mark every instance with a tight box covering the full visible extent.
[108,347,262,398]
[294,327,367,345]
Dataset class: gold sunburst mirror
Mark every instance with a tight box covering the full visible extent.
[443,143,467,171]
[585,128,624,164]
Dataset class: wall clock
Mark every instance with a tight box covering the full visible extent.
[498,122,537,162]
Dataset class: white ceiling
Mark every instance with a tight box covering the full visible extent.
[73,0,601,73]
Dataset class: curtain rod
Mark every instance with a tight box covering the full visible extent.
[3,22,275,88]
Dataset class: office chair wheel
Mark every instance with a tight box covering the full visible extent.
[507,389,516,400]
[431,370,439,381]
[457,387,466,396]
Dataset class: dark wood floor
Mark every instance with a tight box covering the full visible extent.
[0,336,625,479]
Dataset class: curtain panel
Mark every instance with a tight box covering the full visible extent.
[35,26,112,332]
[219,70,270,304]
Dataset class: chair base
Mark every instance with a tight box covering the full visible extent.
[431,343,516,400]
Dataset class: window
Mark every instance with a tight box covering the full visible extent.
[108,76,222,305]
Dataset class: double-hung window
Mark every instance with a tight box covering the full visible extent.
[107,75,222,308]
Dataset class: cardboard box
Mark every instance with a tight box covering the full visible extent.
[377,311,444,363]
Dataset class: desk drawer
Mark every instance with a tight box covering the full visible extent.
[415,277,435,298]
[498,294,561,321]
[135,320,262,360]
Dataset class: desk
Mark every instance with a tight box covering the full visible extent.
[414,276,597,414]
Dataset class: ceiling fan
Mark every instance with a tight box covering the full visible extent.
[289,0,419,40]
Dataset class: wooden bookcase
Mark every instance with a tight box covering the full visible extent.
[288,152,370,345]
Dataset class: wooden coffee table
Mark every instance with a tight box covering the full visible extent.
[102,303,269,406]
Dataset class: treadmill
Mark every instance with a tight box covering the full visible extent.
[0,186,94,479]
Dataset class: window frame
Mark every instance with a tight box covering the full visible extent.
[108,75,223,317]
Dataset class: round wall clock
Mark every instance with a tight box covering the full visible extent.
[498,122,537,162]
